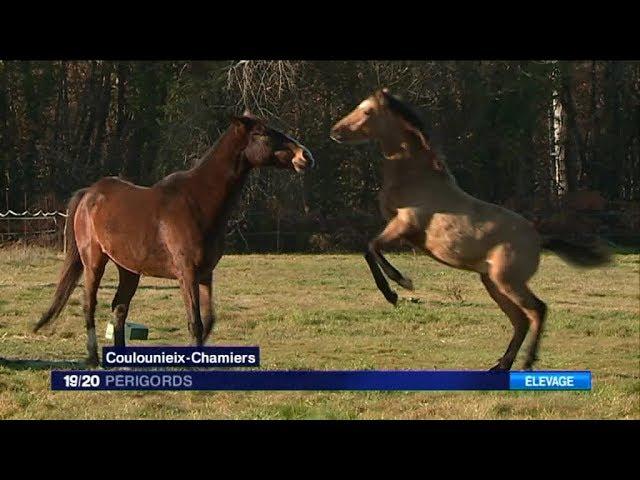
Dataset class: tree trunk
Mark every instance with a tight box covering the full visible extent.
[89,63,113,168]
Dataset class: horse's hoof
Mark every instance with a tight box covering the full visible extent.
[85,356,100,368]
[523,356,538,370]
[398,277,414,291]
[387,291,399,306]
[488,363,508,372]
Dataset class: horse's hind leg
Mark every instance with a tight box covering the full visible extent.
[481,274,529,371]
[485,273,547,370]
[369,217,415,291]
[522,291,547,370]
[111,266,140,348]
[80,244,108,367]
[199,273,216,343]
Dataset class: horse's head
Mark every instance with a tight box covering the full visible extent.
[330,89,394,144]
[330,89,446,173]
[233,111,315,172]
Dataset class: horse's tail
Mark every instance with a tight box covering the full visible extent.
[33,189,87,333]
[542,234,612,268]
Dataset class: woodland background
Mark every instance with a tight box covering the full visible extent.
[1,60,638,251]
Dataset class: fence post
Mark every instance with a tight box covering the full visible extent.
[63,211,68,255]
[276,211,281,253]
[5,187,9,237]
[23,192,27,237]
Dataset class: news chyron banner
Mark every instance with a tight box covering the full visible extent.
[102,346,259,368]
[51,346,591,391]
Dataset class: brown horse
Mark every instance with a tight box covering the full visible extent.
[34,112,315,366]
[331,89,611,371]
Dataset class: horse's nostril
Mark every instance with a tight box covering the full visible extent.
[304,151,316,169]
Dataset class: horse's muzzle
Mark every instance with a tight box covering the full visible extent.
[293,148,315,172]
[329,127,344,143]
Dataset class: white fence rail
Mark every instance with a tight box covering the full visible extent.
[0,210,67,247]
[0,210,67,218]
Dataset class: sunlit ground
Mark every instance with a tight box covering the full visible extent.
[0,246,638,419]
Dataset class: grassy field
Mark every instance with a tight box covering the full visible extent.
[0,245,638,419]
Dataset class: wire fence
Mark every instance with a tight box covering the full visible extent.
[1,203,638,253]
[0,210,67,247]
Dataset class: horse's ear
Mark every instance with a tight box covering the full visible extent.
[376,88,390,105]
[231,115,253,130]
[242,108,253,117]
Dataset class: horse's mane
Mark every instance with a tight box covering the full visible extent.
[383,91,431,144]
[192,120,250,168]
[382,90,453,178]
[193,145,216,167]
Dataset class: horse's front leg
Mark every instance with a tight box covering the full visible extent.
[364,250,398,305]
[369,216,415,291]
[178,269,204,347]
[199,273,216,343]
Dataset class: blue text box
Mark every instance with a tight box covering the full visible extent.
[509,371,591,390]
[53,370,511,391]
[52,370,592,392]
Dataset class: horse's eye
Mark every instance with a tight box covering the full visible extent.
[365,108,373,116]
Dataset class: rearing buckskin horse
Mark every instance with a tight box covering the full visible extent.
[34,112,315,366]
[331,89,610,371]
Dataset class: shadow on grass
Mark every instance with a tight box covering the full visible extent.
[100,284,179,291]
[0,356,86,371]
[612,245,640,255]
[16,283,180,291]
